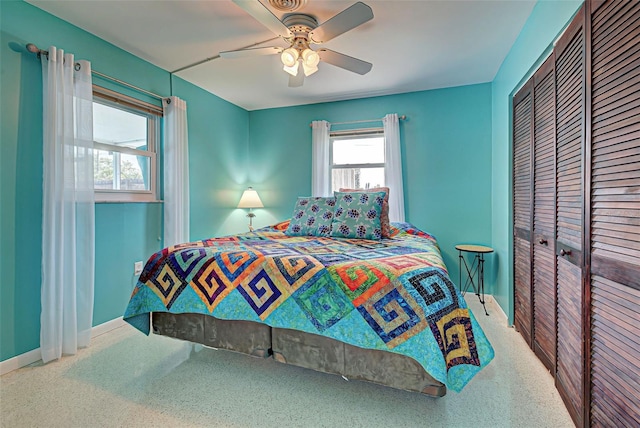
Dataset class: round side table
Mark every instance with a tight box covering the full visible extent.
[455,244,493,316]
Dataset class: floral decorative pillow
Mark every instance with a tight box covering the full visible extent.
[330,191,385,240]
[340,187,391,238]
[285,197,336,237]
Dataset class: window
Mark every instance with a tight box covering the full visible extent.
[330,129,385,191]
[92,86,161,202]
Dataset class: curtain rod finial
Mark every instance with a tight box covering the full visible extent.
[26,43,40,53]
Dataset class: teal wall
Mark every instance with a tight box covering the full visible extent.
[172,77,250,240]
[248,84,494,288]
[490,0,583,322]
[0,1,248,361]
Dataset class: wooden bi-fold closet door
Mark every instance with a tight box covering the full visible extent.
[588,0,640,426]
[513,82,533,347]
[554,7,586,427]
[532,56,556,372]
[512,55,558,371]
[511,1,640,425]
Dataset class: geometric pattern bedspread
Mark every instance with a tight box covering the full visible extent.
[124,221,494,392]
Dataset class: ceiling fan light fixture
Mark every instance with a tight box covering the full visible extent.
[281,47,299,67]
[302,48,320,67]
[283,60,300,76]
[301,48,320,76]
[302,62,318,76]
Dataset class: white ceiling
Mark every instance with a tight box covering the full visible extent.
[27,0,536,111]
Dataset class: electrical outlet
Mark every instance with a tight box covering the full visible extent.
[134,261,143,276]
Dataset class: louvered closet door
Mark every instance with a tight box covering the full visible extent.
[554,7,585,427]
[590,0,640,425]
[532,57,556,372]
[513,82,533,347]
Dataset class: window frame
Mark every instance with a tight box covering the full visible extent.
[92,86,162,203]
[329,127,385,192]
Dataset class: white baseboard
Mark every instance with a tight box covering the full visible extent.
[0,348,42,377]
[0,316,126,376]
[91,316,125,338]
[487,295,510,325]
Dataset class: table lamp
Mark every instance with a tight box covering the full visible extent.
[237,187,264,231]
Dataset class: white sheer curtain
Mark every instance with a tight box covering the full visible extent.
[311,120,331,197]
[163,96,190,247]
[40,47,95,363]
[383,113,405,222]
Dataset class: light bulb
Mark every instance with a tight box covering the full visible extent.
[280,47,299,67]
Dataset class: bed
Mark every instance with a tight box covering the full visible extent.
[124,221,494,396]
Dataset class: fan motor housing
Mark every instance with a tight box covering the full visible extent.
[282,13,318,34]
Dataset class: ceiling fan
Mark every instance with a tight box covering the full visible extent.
[221,0,374,87]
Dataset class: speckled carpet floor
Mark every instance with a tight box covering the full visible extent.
[0,297,574,428]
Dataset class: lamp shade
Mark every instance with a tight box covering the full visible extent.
[237,187,264,209]
[302,62,318,76]
[302,48,320,67]
[283,60,300,76]
[281,47,299,67]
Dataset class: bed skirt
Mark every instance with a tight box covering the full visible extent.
[151,312,446,397]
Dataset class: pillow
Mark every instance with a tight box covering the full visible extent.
[330,191,385,240]
[340,186,390,238]
[285,197,336,237]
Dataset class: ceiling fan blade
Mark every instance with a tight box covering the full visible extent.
[232,0,293,38]
[318,49,372,75]
[309,2,373,44]
[220,46,282,59]
[289,71,304,87]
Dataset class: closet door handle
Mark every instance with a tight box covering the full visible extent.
[560,249,571,257]
[539,239,548,245]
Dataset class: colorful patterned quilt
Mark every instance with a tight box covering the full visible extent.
[124,221,494,392]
